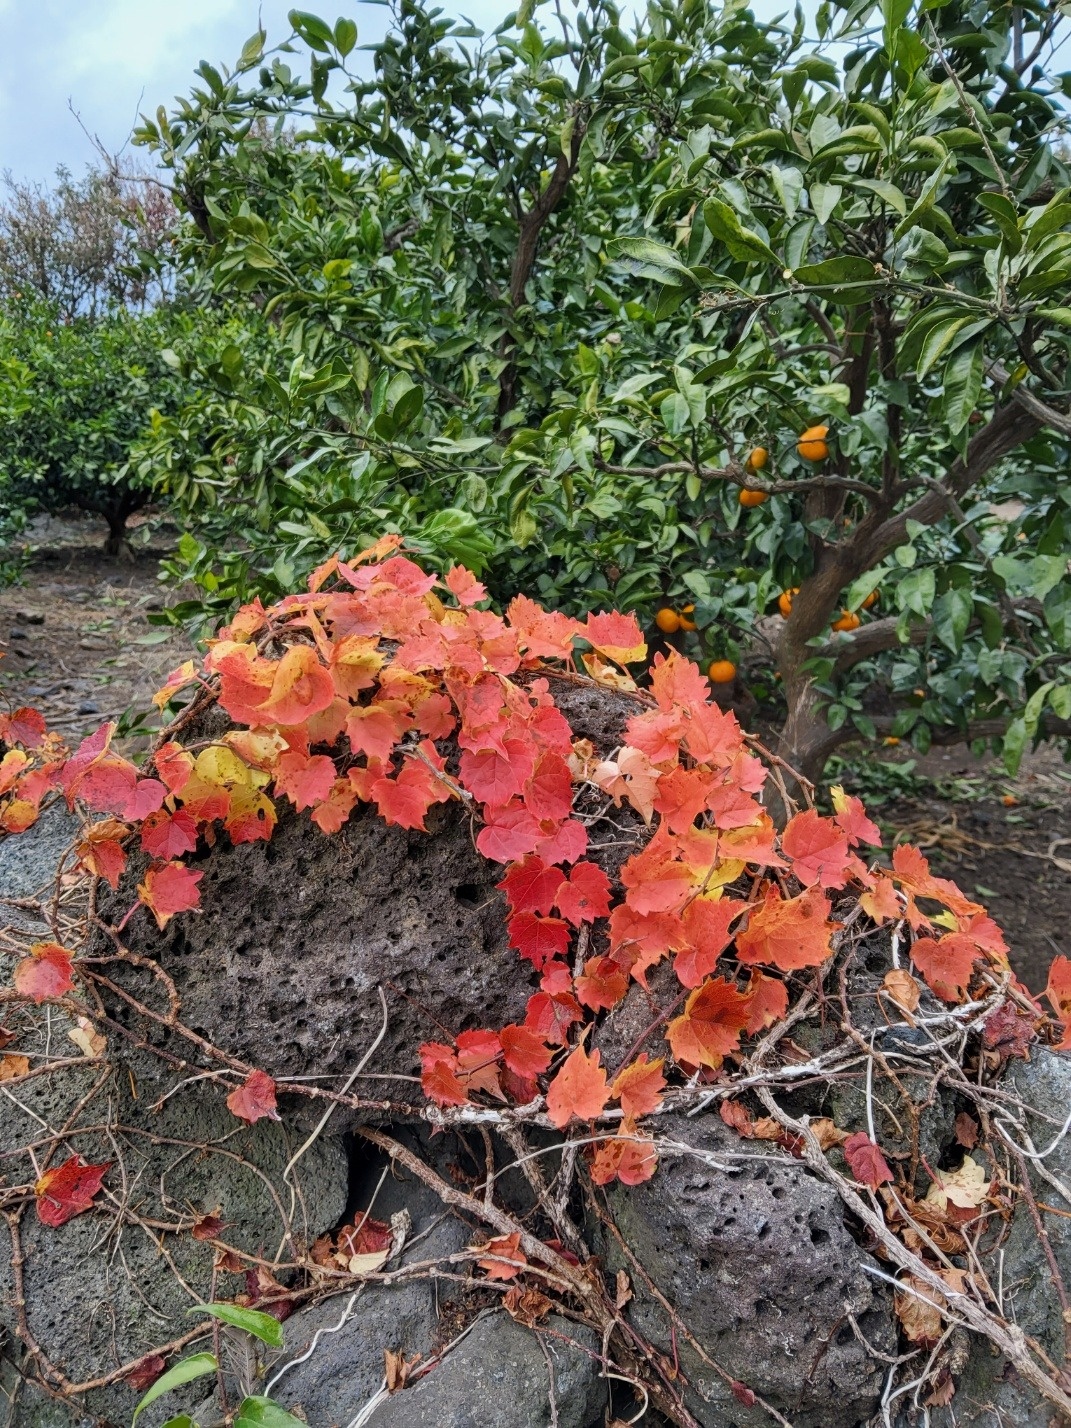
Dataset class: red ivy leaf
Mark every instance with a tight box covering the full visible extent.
[497,856,564,917]
[911,932,980,1004]
[140,808,199,861]
[499,1024,552,1080]
[555,861,612,926]
[14,942,74,1003]
[781,810,853,889]
[35,1155,111,1227]
[508,912,571,970]
[226,1069,280,1124]
[843,1132,893,1188]
[137,862,203,930]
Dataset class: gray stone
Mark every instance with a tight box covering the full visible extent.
[913,1049,1071,1428]
[263,1170,472,1428]
[0,1045,348,1428]
[601,1113,896,1428]
[0,800,81,934]
[365,1313,605,1428]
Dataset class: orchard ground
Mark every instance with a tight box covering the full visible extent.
[1,508,1069,993]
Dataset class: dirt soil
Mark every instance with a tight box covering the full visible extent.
[2,510,1069,995]
[879,742,1071,994]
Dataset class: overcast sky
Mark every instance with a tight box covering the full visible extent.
[0,0,510,183]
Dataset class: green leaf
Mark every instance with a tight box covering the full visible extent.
[897,568,935,617]
[701,199,778,265]
[607,238,696,286]
[334,17,357,55]
[235,1397,307,1428]
[188,1304,284,1346]
[932,587,972,653]
[809,182,842,225]
[133,1354,218,1423]
[992,554,1067,602]
[942,341,983,435]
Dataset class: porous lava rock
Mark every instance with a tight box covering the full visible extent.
[601,1113,897,1428]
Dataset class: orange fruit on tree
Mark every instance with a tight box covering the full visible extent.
[679,604,698,631]
[831,610,861,632]
[862,589,879,610]
[797,424,830,462]
[739,488,768,507]
[655,607,681,634]
[778,587,800,618]
[745,446,768,472]
[708,659,736,684]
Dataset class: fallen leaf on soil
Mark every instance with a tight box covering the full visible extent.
[503,1286,553,1326]
[226,1069,280,1124]
[895,1274,945,1346]
[810,1118,849,1151]
[384,1349,421,1392]
[35,1156,111,1227]
[0,1054,30,1081]
[954,1112,979,1150]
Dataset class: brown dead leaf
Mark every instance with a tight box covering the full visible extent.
[954,1111,979,1149]
[882,968,921,1015]
[503,1285,553,1326]
[68,1017,106,1058]
[0,1053,30,1082]
[0,1025,14,1049]
[719,1099,754,1135]
[615,1270,632,1310]
[895,1274,945,1346]
[750,1117,784,1141]
[810,1118,849,1151]
[384,1348,420,1392]
[216,1249,243,1274]
[192,1210,227,1241]
[924,1367,955,1407]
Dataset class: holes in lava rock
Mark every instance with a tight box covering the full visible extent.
[453,883,481,908]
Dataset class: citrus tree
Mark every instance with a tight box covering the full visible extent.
[136,0,1071,785]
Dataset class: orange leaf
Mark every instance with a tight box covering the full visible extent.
[781,810,853,889]
[911,933,979,1003]
[743,969,789,1033]
[14,942,74,1003]
[545,1046,609,1129]
[478,1232,527,1280]
[666,976,752,1069]
[257,645,336,726]
[584,611,647,666]
[611,1054,666,1118]
[226,1069,280,1124]
[590,1126,659,1186]
[735,885,833,971]
[419,1043,469,1107]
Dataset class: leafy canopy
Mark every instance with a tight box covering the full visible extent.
[135,0,1071,775]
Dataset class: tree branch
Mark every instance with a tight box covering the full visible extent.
[989,362,1071,436]
[857,398,1043,568]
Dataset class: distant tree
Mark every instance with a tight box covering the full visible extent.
[0,164,175,321]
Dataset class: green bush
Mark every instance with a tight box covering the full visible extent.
[0,302,200,553]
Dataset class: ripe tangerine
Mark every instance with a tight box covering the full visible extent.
[797,424,830,462]
[708,659,737,684]
[655,608,681,634]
